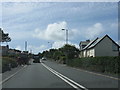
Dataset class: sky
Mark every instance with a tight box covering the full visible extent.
[0,1,119,54]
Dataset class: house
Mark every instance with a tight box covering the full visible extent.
[79,35,120,57]
[8,49,21,55]
[79,39,90,50]
[0,45,9,56]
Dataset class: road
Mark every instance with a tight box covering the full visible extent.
[2,60,119,90]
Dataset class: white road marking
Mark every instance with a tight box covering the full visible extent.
[42,63,88,90]
[42,63,79,89]
[0,65,27,85]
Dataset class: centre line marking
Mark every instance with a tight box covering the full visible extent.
[42,63,88,90]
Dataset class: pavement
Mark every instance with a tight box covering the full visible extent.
[1,60,120,90]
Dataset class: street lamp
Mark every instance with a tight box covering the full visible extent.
[62,29,68,45]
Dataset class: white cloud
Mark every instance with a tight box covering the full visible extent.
[15,46,22,50]
[33,22,104,51]
[33,21,80,41]
[71,43,79,49]
[33,21,67,41]
[52,41,79,49]
[69,29,81,39]
[84,23,104,39]
[28,45,47,54]
[52,41,65,49]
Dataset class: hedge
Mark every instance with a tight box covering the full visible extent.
[67,56,120,74]
[2,57,18,73]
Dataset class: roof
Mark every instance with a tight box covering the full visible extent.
[88,36,104,49]
[80,34,120,51]
[81,37,98,51]
[79,40,90,46]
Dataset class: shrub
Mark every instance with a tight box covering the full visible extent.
[67,56,120,74]
[2,57,18,73]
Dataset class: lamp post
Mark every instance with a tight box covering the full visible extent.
[62,29,68,45]
[61,29,69,64]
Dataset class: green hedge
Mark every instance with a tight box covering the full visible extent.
[2,57,18,73]
[67,56,120,74]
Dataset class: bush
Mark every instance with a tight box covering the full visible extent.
[59,56,66,64]
[67,56,120,74]
[2,57,18,73]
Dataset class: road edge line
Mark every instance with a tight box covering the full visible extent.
[0,65,27,85]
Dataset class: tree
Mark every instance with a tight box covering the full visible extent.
[53,50,62,60]
[49,49,58,58]
[38,52,42,58]
[40,44,80,64]
[42,50,49,58]
[60,44,80,59]
[0,28,11,43]
[58,44,79,64]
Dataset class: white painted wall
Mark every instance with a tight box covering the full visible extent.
[87,50,90,57]
[83,50,87,57]
[87,49,95,57]
[90,49,95,57]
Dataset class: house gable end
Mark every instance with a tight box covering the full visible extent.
[88,35,120,49]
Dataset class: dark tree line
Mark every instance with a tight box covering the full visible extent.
[40,44,80,64]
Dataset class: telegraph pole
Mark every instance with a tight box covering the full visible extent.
[66,29,68,44]
[25,41,27,51]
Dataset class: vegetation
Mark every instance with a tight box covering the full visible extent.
[67,56,120,74]
[41,44,80,64]
[1,28,119,75]
[2,53,31,73]
[0,28,31,73]
[41,44,119,75]
[2,57,18,73]
[0,28,11,43]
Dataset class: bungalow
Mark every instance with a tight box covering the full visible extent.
[79,35,120,57]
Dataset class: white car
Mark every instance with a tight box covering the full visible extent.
[42,57,46,60]
[40,59,42,63]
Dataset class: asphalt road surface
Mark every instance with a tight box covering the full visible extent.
[2,60,120,90]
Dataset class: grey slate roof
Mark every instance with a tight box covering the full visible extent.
[82,37,98,50]
[87,36,103,49]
